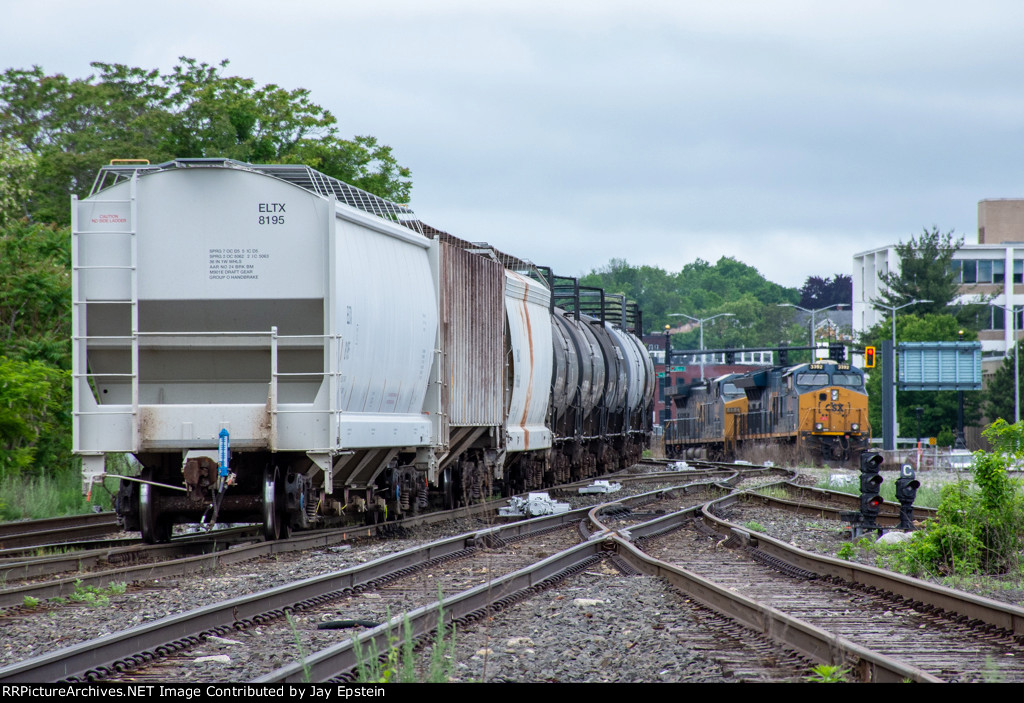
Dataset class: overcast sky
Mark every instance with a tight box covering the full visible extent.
[5,1,1024,288]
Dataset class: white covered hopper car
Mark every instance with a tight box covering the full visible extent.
[72,159,654,541]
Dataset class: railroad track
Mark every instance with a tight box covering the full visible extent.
[0,512,120,551]
[0,481,721,682]
[0,468,739,606]
[9,462,953,683]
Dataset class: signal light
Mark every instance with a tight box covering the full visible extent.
[895,464,921,530]
[859,452,884,523]
[864,346,876,369]
[828,343,846,362]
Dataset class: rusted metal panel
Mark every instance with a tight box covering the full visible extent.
[440,242,505,426]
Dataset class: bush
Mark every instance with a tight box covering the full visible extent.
[878,420,1024,578]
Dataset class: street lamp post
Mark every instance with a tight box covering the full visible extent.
[668,313,736,381]
[989,301,1020,424]
[777,303,846,354]
[874,299,932,445]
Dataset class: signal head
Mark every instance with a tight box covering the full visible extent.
[860,452,883,473]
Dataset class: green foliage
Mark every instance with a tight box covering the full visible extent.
[0,139,37,225]
[354,593,456,683]
[799,274,851,309]
[836,542,855,561]
[581,257,805,350]
[0,356,71,479]
[285,611,312,683]
[805,664,849,683]
[936,427,956,448]
[875,421,1024,578]
[986,346,1023,425]
[875,227,964,317]
[0,58,413,224]
[0,222,71,368]
[0,465,114,521]
[743,520,765,532]
[862,313,980,438]
[23,595,40,608]
[63,579,127,608]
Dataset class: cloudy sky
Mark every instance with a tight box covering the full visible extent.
[5,1,1024,288]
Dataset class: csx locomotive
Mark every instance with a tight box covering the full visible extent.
[72,159,654,542]
[664,359,870,463]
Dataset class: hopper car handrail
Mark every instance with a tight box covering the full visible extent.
[73,326,349,454]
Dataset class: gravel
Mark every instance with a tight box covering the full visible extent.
[0,465,1015,683]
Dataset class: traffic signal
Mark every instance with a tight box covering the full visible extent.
[725,349,736,364]
[778,344,788,366]
[864,346,876,369]
[828,343,846,362]
[895,464,921,530]
[859,452,884,522]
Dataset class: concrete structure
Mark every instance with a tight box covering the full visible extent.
[853,199,1024,371]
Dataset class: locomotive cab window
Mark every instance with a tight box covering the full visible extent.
[721,382,744,399]
[831,372,864,388]
[795,372,829,389]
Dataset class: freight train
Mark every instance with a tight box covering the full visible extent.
[72,158,654,542]
[663,359,869,463]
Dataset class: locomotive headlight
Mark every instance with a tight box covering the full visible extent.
[831,389,839,401]
[851,423,860,432]
[814,423,824,431]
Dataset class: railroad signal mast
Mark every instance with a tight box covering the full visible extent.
[840,452,885,539]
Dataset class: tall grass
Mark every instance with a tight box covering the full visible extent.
[0,455,128,521]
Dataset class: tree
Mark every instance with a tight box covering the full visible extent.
[0,221,71,369]
[861,313,981,439]
[799,274,851,309]
[0,59,413,223]
[985,341,1024,424]
[874,227,963,317]
[0,355,71,479]
[0,139,37,225]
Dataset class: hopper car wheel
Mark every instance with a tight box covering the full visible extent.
[262,465,282,541]
[140,467,172,544]
[442,467,455,511]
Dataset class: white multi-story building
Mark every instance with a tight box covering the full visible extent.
[853,200,1024,373]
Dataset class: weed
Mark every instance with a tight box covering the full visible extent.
[836,542,855,561]
[354,588,457,683]
[22,595,39,608]
[805,664,849,683]
[60,579,128,608]
[983,655,1005,683]
[285,611,312,683]
[743,520,766,532]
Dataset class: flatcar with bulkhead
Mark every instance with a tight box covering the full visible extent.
[664,359,869,463]
[72,158,654,542]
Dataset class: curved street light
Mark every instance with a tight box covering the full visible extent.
[777,303,846,354]
[668,312,736,381]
